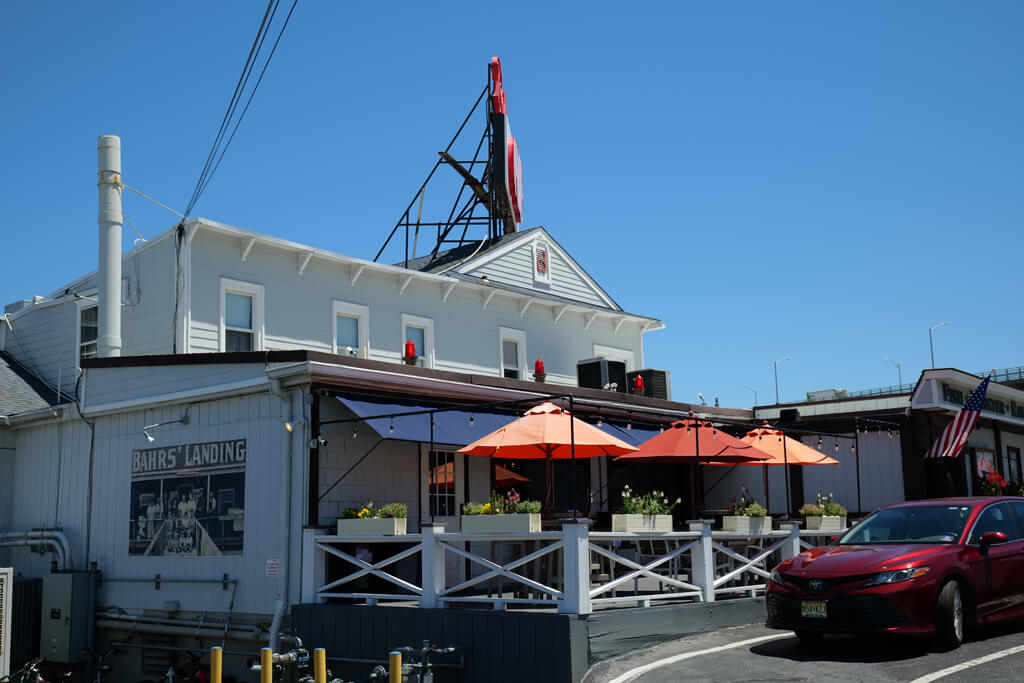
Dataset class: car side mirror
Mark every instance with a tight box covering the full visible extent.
[979,530,1008,550]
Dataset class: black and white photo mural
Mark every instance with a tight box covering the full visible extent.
[129,439,246,556]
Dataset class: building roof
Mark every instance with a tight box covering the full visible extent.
[401,227,542,273]
[0,351,64,417]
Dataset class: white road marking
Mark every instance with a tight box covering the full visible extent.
[908,643,1024,683]
[606,633,792,683]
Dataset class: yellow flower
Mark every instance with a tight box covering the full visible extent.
[357,507,371,518]
[482,502,492,513]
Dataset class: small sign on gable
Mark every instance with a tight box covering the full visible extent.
[533,240,551,285]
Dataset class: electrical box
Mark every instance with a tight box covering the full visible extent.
[40,573,93,663]
[626,369,672,400]
[577,358,627,393]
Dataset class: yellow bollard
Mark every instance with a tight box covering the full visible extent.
[261,647,273,683]
[313,648,327,683]
[389,650,402,683]
[210,646,222,683]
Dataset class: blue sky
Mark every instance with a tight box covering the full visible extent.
[1,2,1021,407]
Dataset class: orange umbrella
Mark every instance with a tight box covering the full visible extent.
[459,401,637,510]
[614,417,772,518]
[705,423,839,513]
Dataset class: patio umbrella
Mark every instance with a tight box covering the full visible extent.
[459,401,637,511]
[705,423,839,513]
[614,416,772,518]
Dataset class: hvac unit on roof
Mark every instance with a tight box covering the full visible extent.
[577,358,628,393]
[626,369,672,400]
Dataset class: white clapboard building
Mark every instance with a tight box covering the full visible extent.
[2,201,750,677]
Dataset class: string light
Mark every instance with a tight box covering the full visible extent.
[626,419,632,431]
[834,442,839,452]
[352,425,358,438]
[851,443,855,453]
[817,437,822,450]
[389,418,394,434]
[469,414,475,427]
[596,415,603,427]
[888,430,893,439]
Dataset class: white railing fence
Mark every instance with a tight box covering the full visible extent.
[302,521,842,615]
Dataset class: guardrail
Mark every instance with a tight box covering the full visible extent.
[302,522,843,615]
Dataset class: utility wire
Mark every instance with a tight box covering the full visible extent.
[183,0,298,218]
[184,0,276,217]
[196,0,299,201]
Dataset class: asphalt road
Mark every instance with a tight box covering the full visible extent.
[584,620,1024,682]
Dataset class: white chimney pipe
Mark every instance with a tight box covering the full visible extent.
[97,135,123,358]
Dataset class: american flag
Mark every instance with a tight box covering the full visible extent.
[924,376,991,459]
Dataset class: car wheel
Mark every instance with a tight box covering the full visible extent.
[794,630,823,646]
[935,580,964,650]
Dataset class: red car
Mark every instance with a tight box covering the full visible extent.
[766,496,1024,649]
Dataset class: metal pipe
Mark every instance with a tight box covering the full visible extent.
[95,611,257,632]
[0,530,72,569]
[111,640,254,657]
[97,134,123,358]
[96,618,265,642]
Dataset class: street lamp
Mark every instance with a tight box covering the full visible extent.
[883,357,902,387]
[744,385,758,406]
[929,322,950,369]
[773,357,790,404]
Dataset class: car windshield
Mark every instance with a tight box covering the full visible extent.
[838,505,973,545]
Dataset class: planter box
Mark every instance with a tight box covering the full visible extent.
[722,516,772,534]
[461,513,541,534]
[336,517,407,536]
[804,515,846,531]
[611,514,673,533]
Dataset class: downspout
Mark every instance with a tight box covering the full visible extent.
[267,379,298,652]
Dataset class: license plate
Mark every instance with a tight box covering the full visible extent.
[801,600,827,618]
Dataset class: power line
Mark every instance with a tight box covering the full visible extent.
[183,0,298,218]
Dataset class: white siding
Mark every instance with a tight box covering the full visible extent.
[4,391,305,617]
[84,362,270,411]
[463,239,612,308]
[801,433,905,515]
[187,230,646,384]
[2,238,177,394]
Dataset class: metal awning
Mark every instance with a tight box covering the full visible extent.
[335,395,518,445]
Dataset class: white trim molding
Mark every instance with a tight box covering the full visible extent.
[219,277,265,352]
[401,313,435,369]
[498,326,527,380]
[332,300,370,358]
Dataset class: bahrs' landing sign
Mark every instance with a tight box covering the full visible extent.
[129,439,246,557]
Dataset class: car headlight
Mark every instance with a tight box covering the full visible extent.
[864,566,930,587]
[770,568,785,586]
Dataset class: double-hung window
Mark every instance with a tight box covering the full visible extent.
[499,327,526,379]
[79,304,98,360]
[220,278,264,352]
[333,301,369,357]
[401,314,434,368]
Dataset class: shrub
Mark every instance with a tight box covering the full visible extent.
[463,489,541,515]
[799,503,825,516]
[816,492,847,516]
[340,501,407,519]
[726,487,766,517]
[619,485,680,515]
[377,503,407,518]
[745,502,767,518]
